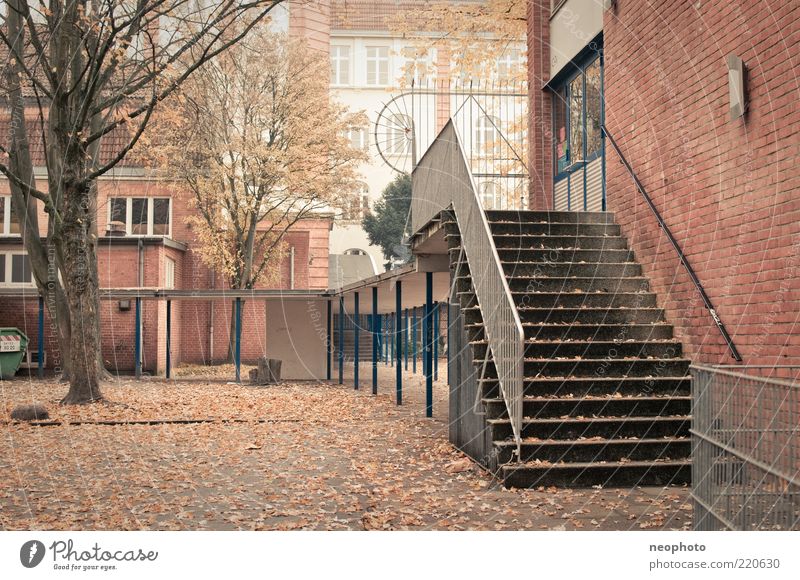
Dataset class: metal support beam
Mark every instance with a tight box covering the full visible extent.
[235,297,242,383]
[412,306,417,374]
[353,291,359,390]
[396,280,402,405]
[338,295,344,385]
[372,286,378,395]
[326,300,332,380]
[434,301,439,381]
[135,297,142,379]
[37,296,44,379]
[404,308,409,370]
[425,272,433,417]
[166,300,172,379]
[389,312,394,367]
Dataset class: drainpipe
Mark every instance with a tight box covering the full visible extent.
[137,239,144,372]
[289,246,295,290]
[209,267,215,362]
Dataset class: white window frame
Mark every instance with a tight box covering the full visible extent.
[331,44,351,86]
[349,128,368,151]
[497,49,522,80]
[0,195,19,236]
[475,115,502,157]
[108,197,172,237]
[365,45,390,86]
[164,257,175,289]
[0,251,35,287]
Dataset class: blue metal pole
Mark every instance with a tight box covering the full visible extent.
[384,315,389,365]
[425,272,433,418]
[235,297,241,383]
[134,297,142,379]
[412,306,417,374]
[404,307,409,370]
[372,286,378,395]
[389,312,394,367]
[326,300,332,380]
[37,295,44,379]
[396,281,402,405]
[434,301,439,381]
[166,300,172,379]
[353,291,359,390]
[338,295,344,385]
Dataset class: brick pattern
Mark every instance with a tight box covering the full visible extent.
[603,0,800,365]
[526,0,553,210]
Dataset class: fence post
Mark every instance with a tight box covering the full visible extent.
[235,297,241,383]
[396,281,402,405]
[135,297,141,379]
[354,291,359,390]
[166,299,172,379]
[37,295,44,379]
[372,286,378,394]
[412,306,417,374]
[326,300,332,380]
[338,295,344,385]
[425,272,433,417]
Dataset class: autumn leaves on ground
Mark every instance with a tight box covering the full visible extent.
[0,375,691,530]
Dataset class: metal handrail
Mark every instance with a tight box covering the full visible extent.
[602,125,742,361]
[412,120,524,460]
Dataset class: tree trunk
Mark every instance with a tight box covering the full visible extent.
[59,179,102,404]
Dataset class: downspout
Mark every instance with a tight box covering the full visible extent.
[137,239,144,371]
[209,267,215,362]
[289,246,295,290]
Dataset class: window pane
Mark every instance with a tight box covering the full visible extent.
[585,58,602,157]
[11,254,31,284]
[8,196,21,234]
[554,87,568,173]
[109,198,127,224]
[152,198,170,236]
[569,74,584,162]
[131,198,148,235]
[0,254,5,282]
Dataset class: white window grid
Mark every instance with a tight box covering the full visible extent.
[107,197,172,237]
[0,251,34,287]
[366,46,390,86]
[331,44,351,86]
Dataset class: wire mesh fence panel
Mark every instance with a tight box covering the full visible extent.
[691,365,800,530]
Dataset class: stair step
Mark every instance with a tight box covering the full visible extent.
[466,323,675,342]
[481,376,692,398]
[489,415,691,440]
[452,247,636,263]
[471,340,682,361]
[478,358,690,379]
[458,291,658,309]
[465,306,665,325]
[489,222,621,237]
[501,459,692,488]
[485,210,616,224]
[494,437,691,463]
[483,395,691,419]
[500,261,643,278]
[455,274,651,294]
[491,234,629,250]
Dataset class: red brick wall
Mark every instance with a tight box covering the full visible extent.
[526,0,553,210]
[602,0,800,365]
[526,0,800,365]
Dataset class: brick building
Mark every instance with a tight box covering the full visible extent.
[526,0,799,366]
[0,4,334,376]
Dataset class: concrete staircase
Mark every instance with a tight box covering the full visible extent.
[446,210,691,488]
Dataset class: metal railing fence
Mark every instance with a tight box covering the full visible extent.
[691,365,800,530]
[412,120,524,459]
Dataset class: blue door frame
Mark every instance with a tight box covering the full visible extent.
[552,44,605,211]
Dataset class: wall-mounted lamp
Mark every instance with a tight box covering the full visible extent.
[727,54,747,121]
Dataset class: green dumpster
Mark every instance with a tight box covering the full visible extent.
[0,328,29,379]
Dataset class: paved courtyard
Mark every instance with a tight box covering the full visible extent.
[0,363,691,530]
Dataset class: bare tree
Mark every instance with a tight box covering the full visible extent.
[140,28,367,361]
[0,0,287,403]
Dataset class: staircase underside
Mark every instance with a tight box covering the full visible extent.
[445,210,691,489]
